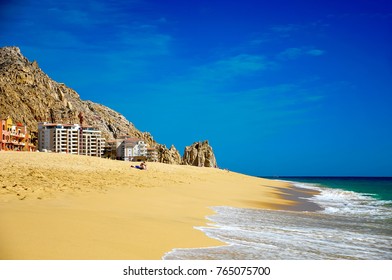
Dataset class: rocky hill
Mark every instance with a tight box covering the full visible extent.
[0,46,166,154]
[0,47,154,142]
[0,46,217,166]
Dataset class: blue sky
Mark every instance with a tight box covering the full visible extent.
[1,0,392,176]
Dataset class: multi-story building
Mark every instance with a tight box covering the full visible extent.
[146,147,158,162]
[119,137,147,161]
[0,117,35,151]
[38,122,105,156]
[79,126,105,157]
[104,136,157,161]
[38,123,79,153]
[0,118,11,151]
[103,140,117,159]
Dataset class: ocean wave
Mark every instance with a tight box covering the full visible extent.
[285,181,392,219]
[164,180,392,260]
[164,206,392,260]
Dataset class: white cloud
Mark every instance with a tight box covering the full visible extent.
[277,48,303,60]
[278,47,325,60]
[194,54,270,82]
[119,32,172,56]
[307,49,325,56]
[269,24,302,34]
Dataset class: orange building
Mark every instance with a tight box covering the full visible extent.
[0,117,36,152]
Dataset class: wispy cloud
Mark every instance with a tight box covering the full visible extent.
[140,53,274,100]
[114,29,172,57]
[277,47,325,60]
[193,54,270,82]
[241,83,324,106]
[2,0,172,58]
[1,0,176,89]
[247,20,329,47]
[234,82,325,126]
[327,12,392,20]
[269,24,303,36]
[277,48,303,60]
[307,49,325,56]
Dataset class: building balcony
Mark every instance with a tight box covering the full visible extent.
[10,133,26,138]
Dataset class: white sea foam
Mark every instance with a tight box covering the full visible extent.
[164,206,392,260]
[288,181,392,218]
[164,181,392,260]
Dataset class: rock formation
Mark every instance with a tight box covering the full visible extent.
[0,46,218,166]
[0,46,170,158]
[182,140,217,167]
[156,144,182,164]
[0,47,135,139]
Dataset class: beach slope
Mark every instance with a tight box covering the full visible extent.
[0,152,293,259]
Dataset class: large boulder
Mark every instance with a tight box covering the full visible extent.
[182,140,217,167]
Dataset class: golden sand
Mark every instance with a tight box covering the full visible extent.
[0,152,294,260]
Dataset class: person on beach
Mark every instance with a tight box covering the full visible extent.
[131,162,147,170]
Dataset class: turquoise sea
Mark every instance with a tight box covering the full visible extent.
[164,177,392,260]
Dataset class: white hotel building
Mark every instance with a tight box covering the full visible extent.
[38,122,105,157]
[118,137,147,161]
[106,136,149,161]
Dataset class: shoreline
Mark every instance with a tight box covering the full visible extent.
[276,185,323,212]
[162,184,323,259]
[0,152,316,260]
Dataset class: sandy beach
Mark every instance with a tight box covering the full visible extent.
[0,152,306,260]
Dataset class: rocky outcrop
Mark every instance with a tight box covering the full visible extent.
[182,140,217,167]
[156,144,182,164]
[0,46,217,165]
[0,46,150,143]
